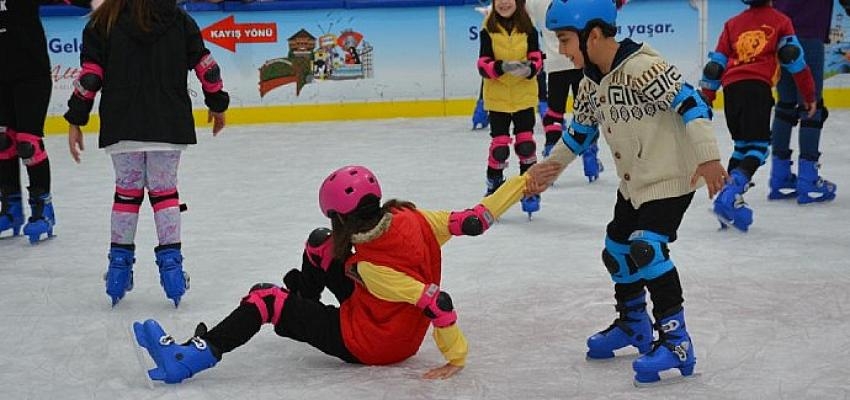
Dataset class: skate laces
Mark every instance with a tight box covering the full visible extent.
[163,334,208,351]
[649,320,690,361]
[604,303,645,336]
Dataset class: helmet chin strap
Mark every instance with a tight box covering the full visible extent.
[577,28,601,72]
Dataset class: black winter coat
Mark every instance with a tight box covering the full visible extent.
[64,1,229,148]
[0,0,90,81]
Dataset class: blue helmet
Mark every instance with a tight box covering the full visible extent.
[546,0,617,32]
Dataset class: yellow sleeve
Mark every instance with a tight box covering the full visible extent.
[418,210,452,246]
[480,174,527,219]
[416,175,530,244]
[357,261,424,303]
[434,324,468,367]
[357,262,469,366]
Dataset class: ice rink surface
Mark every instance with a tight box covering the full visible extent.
[1,111,848,400]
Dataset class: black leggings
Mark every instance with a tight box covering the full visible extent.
[0,75,52,195]
[606,191,694,319]
[202,255,360,364]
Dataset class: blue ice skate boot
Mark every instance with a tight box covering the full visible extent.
[768,155,797,200]
[104,246,135,307]
[633,309,696,386]
[582,144,604,183]
[472,98,489,130]
[587,291,653,359]
[520,194,540,219]
[796,158,836,204]
[0,192,24,237]
[538,100,548,122]
[712,170,753,232]
[155,245,189,307]
[22,191,55,243]
[486,176,505,196]
[133,319,219,384]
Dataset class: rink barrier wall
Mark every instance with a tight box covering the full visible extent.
[42,88,850,134]
[39,0,850,134]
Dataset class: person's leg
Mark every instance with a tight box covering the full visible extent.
[629,193,697,384]
[0,82,23,237]
[542,70,568,157]
[586,191,652,360]
[486,112,512,195]
[715,81,772,231]
[13,75,55,242]
[105,152,146,306]
[796,39,836,203]
[146,151,189,306]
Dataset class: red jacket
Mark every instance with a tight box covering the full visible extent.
[341,209,442,365]
[715,6,815,102]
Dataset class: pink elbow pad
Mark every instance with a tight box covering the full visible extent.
[448,204,494,236]
[194,54,223,93]
[416,283,457,328]
[72,62,104,101]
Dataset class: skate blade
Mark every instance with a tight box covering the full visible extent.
[634,371,701,388]
[767,191,797,200]
[128,323,156,389]
[709,208,748,233]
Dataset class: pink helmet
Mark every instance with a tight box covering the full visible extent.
[319,165,382,217]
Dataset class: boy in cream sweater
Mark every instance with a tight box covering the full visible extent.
[529,0,727,386]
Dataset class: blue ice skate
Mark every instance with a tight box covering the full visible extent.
[486,176,505,196]
[767,156,797,200]
[520,194,540,220]
[633,309,696,386]
[22,191,55,243]
[133,319,218,384]
[587,291,653,359]
[472,98,489,130]
[796,158,836,204]
[538,100,548,122]
[155,245,189,307]
[582,144,604,183]
[0,193,24,238]
[105,246,135,307]
[713,170,753,232]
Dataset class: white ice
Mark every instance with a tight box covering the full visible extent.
[1,111,849,400]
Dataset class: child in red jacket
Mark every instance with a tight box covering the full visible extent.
[132,164,559,384]
[699,0,816,232]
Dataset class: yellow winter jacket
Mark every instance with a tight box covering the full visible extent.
[478,24,539,113]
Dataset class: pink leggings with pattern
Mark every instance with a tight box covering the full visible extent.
[111,151,181,246]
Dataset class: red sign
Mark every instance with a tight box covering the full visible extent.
[201,16,277,52]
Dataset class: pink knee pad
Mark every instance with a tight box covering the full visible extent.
[15,132,47,166]
[543,109,564,134]
[514,131,537,164]
[113,187,144,213]
[488,136,512,170]
[241,284,289,325]
[0,127,16,160]
[149,188,181,212]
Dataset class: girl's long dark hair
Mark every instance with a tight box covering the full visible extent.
[485,1,535,35]
[331,197,417,261]
[90,0,154,35]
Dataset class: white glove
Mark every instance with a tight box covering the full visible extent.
[503,61,532,78]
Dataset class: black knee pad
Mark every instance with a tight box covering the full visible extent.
[491,145,509,162]
[16,141,36,159]
[307,227,332,246]
[0,131,10,151]
[629,241,656,269]
[515,141,536,158]
[602,248,620,275]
